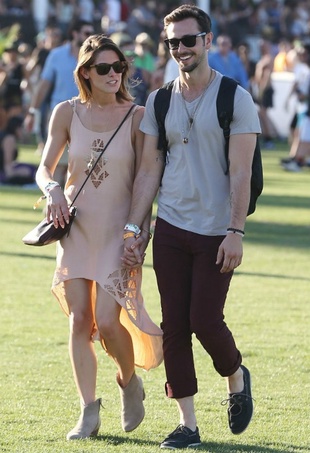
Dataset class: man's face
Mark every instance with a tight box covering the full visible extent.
[76,26,94,47]
[217,37,231,56]
[165,18,212,73]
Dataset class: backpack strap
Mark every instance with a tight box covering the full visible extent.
[216,76,238,174]
[154,80,175,155]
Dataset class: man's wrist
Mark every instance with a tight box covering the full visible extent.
[124,223,141,236]
[28,107,39,115]
[227,227,245,237]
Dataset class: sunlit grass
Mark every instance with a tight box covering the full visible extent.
[0,143,309,453]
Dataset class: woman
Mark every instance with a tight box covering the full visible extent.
[35,34,163,440]
[0,116,37,185]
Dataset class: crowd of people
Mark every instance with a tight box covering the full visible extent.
[0,0,310,180]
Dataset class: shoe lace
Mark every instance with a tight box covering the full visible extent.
[221,394,254,416]
[171,424,186,435]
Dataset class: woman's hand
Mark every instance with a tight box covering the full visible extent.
[46,186,70,228]
[121,235,149,269]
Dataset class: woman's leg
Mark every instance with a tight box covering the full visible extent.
[95,285,144,432]
[95,285,134,387]
[65,278,97,405]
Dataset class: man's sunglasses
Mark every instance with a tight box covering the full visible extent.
[89,60,128,76]
[164,32,207,50]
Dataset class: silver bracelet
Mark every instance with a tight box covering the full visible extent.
[45,181,60,194]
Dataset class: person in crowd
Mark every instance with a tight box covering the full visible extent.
[236,41,257,98]
[126,0,158,41]
[0,115,36,185]
[225,0,254,47]
[134,32,156,73]
[281,44,310,168]
[254,38,278,148]
[111,32,151,106]
[24,19,95,187]
[283,46,310,172]
[35,34,163,440]
[25,23,63,154]
[55,0,77,37]
[122,4,260,449]
[0,42,26,118]
[208,34,249,90]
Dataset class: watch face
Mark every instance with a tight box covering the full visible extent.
[125,223,141,234]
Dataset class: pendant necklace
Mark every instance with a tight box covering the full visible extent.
[180,69,214,144]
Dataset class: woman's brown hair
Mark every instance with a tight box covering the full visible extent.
[74,34,133,103]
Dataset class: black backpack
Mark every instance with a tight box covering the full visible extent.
[154,76,263,216]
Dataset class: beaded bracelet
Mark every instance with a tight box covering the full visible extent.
[227,227,245,237]
[123,232,137,240]
[142,228,153,240]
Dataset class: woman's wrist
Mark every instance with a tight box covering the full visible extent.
[44,181,61,195]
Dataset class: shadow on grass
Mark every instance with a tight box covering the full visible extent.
[58,434,305,453]
[3,217,43,226]
[258,193,310,209]
[246,221,309,249]
[0,205,40,213]
[235,271,310,282]
[1,251,55,260]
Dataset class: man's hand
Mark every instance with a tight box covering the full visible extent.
[24,113,35,133]
[121,236,146,269]
[216,234,243,273]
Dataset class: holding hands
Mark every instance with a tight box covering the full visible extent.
[121,223,151,269]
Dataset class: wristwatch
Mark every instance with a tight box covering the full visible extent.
[28,107,39,115]
[124,223,141,236]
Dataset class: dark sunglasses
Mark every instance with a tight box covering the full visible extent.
[89,60,128,76]
[164,32,207,50]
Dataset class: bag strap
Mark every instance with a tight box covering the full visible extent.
[154,80,174,155]
[216,76,238,175]
[69,104,135,207]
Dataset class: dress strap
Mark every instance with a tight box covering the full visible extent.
[68,98,77,112]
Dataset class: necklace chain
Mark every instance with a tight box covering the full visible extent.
[180,69,214,144]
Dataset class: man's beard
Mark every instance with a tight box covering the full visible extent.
[180,61,199,73]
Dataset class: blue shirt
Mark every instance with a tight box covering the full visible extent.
[41,43,78,109]
[208,51,249,90]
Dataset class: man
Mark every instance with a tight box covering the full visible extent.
[122,4,261,450]
[208,34,249,90]
[24,19,94,185]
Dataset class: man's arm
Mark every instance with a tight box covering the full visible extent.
[122,134,165,266]
[24,79,52,132]
[216,133,256,273]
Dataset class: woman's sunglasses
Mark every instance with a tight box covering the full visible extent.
[89,60,128,76]
[164,32,207,50]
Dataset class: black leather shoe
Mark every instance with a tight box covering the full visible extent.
[160,424,201,449]
[223,365,254,435]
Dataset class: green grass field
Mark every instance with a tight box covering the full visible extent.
[0,144,309,453]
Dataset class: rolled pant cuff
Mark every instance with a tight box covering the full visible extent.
[165,381,198,399]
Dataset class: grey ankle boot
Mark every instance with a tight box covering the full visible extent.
[117,373,145,432]
[66,398,102,440]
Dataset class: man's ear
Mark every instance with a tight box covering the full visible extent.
[206,32,213,51]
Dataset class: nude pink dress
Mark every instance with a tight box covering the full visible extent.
[52,101,163,371]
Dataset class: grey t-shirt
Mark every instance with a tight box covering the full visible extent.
[140,71,261,235]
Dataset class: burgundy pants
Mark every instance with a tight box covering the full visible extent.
[153,218,242,399]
